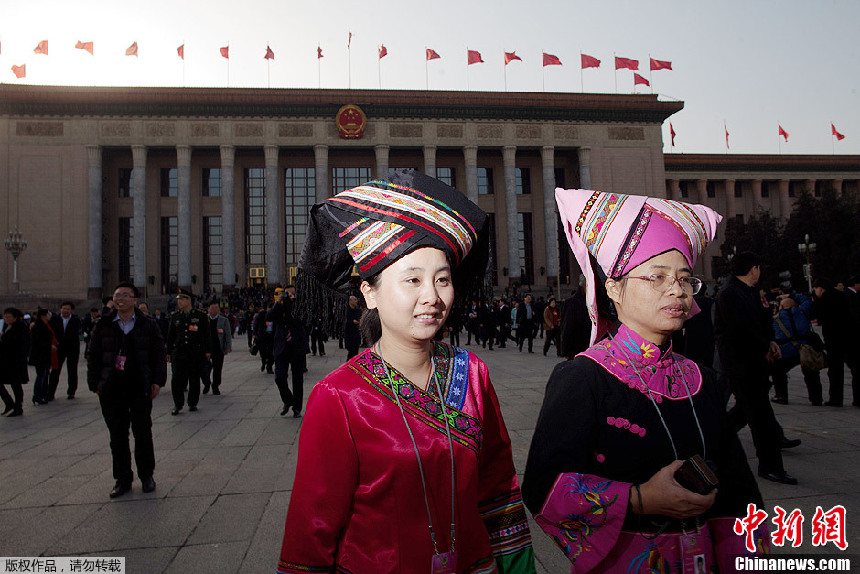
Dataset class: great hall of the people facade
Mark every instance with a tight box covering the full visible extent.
[1,84,859,300]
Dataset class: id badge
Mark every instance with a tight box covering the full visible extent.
[189,325,198,332]
[431,551,456,574]
[115,355,127,372]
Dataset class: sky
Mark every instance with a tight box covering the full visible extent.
[1,0,858,155]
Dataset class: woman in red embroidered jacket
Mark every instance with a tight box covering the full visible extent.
[523,189,770,573]
[278,170,535,574]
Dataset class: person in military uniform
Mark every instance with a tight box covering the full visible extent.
[166,289,211,415]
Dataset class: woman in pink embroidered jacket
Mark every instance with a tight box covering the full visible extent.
[522,189,770,573]
[278,170,535,574]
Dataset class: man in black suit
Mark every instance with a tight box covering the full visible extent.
[270,286,309,417]
[811,278,853,407]
[516,293,536,353]
[49,301,82,400]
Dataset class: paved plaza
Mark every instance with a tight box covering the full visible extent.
[1,337,857,573]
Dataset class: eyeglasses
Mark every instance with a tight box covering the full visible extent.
[624,274,703,295]
[175,295,190,300]
[113,293,136,300]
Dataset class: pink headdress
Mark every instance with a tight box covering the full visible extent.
[556,189,722,345]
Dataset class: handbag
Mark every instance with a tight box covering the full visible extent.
[249,337,259,356]
[776,315,826,372]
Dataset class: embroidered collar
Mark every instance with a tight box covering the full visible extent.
[580,324,702,402]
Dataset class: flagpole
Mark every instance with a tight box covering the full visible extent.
[318,45,321,89]
[613,52,618,93]
[182,40,186,87]
[504,60,507,92]
[227,42,230,87]
[267,41,271,88]
[426,48,430,90]
[466,48,470,91]
[378,47,382,89]
[579,52,584,93]
[778,120,782,155]
[724,120,728,155]
[831,121,835,155]
[348,43,352,90]
[648,53,653,94]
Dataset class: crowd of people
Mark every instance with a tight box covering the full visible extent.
[2,168,859,572]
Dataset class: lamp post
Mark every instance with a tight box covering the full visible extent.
[797,233,816,294]
[4,227,28,293]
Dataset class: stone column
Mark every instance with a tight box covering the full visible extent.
[696,179,708,204]
[778,179,791,220]
[131,145,147,290]
[832,179,843,197]
[177,145,192,290]
[503,146,519,282]
[314,145,329,202]
[86,145,103,298]
[375,145,390,179]
[805,179,816,196]
[751,179,763,211]
[724,179,736,218]
[541,146,558,283]
[264,145,281,286]
[578,147,591,190]
[463,145,478,203]
[668,179,680,201]
[423,145,437,179]
[220,145,236,289]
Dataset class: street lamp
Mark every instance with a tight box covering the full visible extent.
[797,233,816,294]
[4,227,28,293]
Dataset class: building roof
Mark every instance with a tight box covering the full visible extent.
[0,84,683,124]
[665,153,860,174]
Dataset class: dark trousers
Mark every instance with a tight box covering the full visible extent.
[825,346,847,405]
[33,367,50,402]
[543,327,560,356]
[274,351,305,414]
[99,387,154,484]
[48,350,79,398]
[727,372,785,473]
[771,356,822,404]
[259,334,274,372]
[171,356,202,409]
[310,334,326,356]
[517,320,535,352]
[1,383,23,410]
[202,352,225,391]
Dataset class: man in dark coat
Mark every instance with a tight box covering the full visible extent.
[714,252,798,485]
[48,302,82,400]
[166,288,211,415]
[87,282,167,498]
[516,293,536,353]
[811,278,853,406]
[559,284,591,360]
[270,286,309,417]
[344,295,362,360]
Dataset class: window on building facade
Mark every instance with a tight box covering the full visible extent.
[160,216,178,291]
[203,216,223,290]
[761,181,770,198]
[707,182,716,198]
[160,168,178,198]
[734,181,743,198]
[814,181,822,197]
[477,168,494,195]
[331,167,372,195]
[517,212,534,285]
[557,213,570,285]
[245,168,267,274]
[436,167,455,187]
[285,167,315,274]
[118,217,134,282]
[486,213,498,286]
[554,167,566,188]
[516,168,531,195]
[679,181,689,199]
[202,168,222,197]
[788,181,796,197]
[735,214,744,225]
[118,168,134,198]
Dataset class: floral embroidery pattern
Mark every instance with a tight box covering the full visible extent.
[606,416,647,438]
[551,473,620,563]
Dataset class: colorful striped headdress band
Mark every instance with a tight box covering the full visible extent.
[296,169,490,336]
[555,188,722,345]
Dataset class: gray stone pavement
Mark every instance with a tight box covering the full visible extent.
[1,338,857,573]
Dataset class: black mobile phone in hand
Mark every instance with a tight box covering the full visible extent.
[674,454,719,495]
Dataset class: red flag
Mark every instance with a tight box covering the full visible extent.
[669,122,676,147]
[264,45,275,60]
[614,56,639,70]
[220,46,229,59]
[649,58,672,71]
[11,64,26,79]
[467,50,483,65]
[725,123,730,149]
[779,124,789,142]
[504,51,521,65]
[34,40,48,55]
[75,41,94,55]
[125,42,138,57]
[177,44,184,60]
[348,32,352,48]
[581,53,600,69]
[426,48,441,61]
[317,46,323,59]
[378,45,388,59]
[832,123,845,141]
[542,52,562,66]
[634,73,649,86]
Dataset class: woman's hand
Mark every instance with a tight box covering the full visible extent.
[632,460,717,519]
